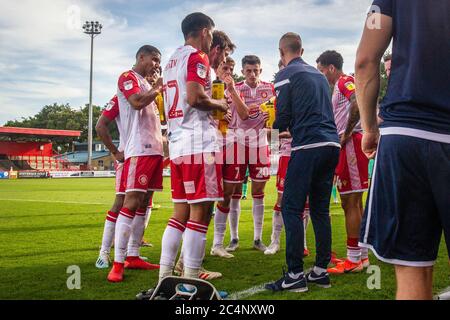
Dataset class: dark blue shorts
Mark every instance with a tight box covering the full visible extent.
[360,134,450,266]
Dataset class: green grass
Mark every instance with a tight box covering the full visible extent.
[0,178,448,300]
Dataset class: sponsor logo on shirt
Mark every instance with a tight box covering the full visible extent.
[344,81,355,91]
[105,101,114,111]
[248,105,260,119]
[197,63,207,79]
[124,80,134,91]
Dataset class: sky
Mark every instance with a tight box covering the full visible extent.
[0,0,374,125]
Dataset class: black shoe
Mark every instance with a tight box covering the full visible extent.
[136,288,155,300]
[265,269,308,293]
[306,269,331,288]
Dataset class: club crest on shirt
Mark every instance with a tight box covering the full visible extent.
[197,63,207,79]
[124,80,134,91]
[261,91,268,99]
[138,174,148,186]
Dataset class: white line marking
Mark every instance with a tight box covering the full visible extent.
[228,283,268,300]
[0,198,108,206]
[435,287,450,300]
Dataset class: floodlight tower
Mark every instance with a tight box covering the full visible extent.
[82,21,102,168]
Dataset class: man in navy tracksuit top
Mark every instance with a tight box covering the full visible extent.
[356,0,450,300]
[265,32,340,293]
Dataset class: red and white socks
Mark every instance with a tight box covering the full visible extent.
[228,195,241,241]
[100,211,119,254]
[347,237,362,263]
[127,209,146,257]
[213,205,230,248]
[159,218,186,280]
[270,205,283,245]
[361,247,369,261]
[114,208,135,263]
[144,195,153,229]
[252,195,265,241]
[182,221,209,279]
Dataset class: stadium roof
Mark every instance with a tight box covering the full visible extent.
[56,151,110,164]
[0,127,81,138]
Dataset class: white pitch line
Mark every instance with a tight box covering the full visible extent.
[228,283,268,300]
[435,287,450,300]
[0,198,109,206]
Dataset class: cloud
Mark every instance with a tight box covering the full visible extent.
[0,0,373,125]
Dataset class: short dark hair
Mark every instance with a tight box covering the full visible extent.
[136,45,161,59]
[181,12,215,40]
[280,32,302,53]
[212,30,236,54]
[316,50,344,70]
[383,53,392,62]
[225,56,235,66]
[242,55,261,68]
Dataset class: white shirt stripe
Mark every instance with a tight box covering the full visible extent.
[380,127,450,144]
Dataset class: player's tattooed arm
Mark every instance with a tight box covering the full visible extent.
[187,81,229,112]
[128,77,163,110]
[95,115,123,162]
[223,75,249,120]
[341,94,360,145]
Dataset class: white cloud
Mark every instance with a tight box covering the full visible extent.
[0,0,373,124]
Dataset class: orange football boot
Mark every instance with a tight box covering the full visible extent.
[125,256,160,270]
[330,251,344,265]
[327,259,363,274]
[362,257,370,268]
[107,262,125,282]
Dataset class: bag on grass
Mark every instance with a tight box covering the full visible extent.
[136,276,222,301]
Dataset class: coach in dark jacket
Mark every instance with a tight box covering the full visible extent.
[266,33,340,293]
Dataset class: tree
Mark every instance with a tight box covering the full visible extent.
[232,73,245,83]
[378,53,390,101]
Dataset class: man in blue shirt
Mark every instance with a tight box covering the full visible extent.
[265,32,340,293]
[356,0,450,300]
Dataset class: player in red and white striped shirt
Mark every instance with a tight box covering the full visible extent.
[107,45,164,283]
[219,55,274,254]
[211,56,250,258]
[94,95,126,269]
[317,50,369,274]
[158,13,232,281]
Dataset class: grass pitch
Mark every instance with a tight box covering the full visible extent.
[0,178,448,300]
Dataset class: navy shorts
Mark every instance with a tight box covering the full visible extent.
[360,134,450,266]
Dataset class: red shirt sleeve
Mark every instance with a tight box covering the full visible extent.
[118,71,140,100]
[187,51,210,87]
[337,76,356,101]
[102,96,119,121]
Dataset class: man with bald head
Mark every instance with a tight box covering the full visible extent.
[265,32,340,293]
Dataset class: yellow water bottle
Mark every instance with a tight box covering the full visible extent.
[260,97,276,128]
[155,93,165,123]
[212,77,225,120]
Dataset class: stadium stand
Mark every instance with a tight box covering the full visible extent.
[0,127,81,172]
